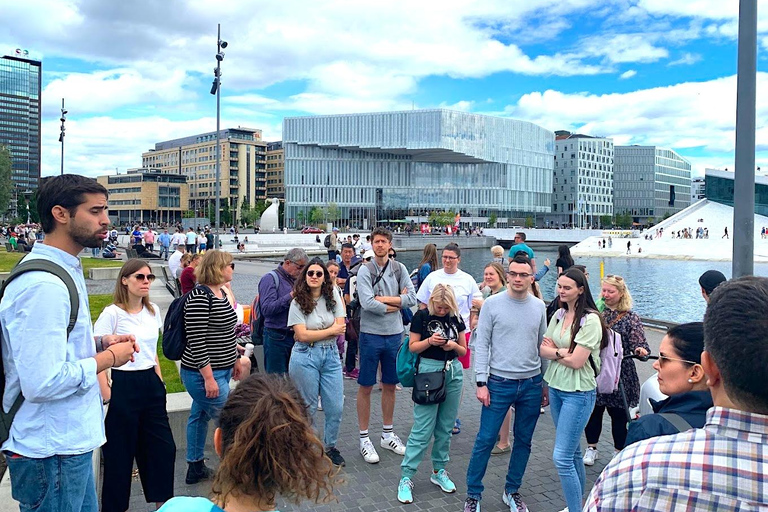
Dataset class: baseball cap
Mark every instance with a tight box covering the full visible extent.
[363,249,375,260]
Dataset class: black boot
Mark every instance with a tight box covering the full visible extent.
[185,460,213,485]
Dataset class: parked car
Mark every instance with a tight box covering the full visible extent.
[301,226,324,234]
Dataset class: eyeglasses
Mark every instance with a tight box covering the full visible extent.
[290,261,305,269]
[306,270,324,278]
[648,354,698,367]
[507,271,532,279]
[132,273,156,282]
[442,255,459,261]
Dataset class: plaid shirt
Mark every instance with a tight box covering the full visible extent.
[584,407,768,512]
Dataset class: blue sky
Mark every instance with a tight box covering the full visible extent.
[4,0,768,177]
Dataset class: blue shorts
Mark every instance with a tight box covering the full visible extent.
[358,332,402,387]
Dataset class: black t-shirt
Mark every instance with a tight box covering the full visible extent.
[555,257,572,272]
[409,309,466,361]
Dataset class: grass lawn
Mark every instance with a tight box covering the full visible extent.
[89,294,184,393]
[0,251,124,277]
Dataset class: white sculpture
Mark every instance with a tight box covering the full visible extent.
[260,198,280,233]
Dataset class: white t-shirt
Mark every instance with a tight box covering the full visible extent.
[360,241,372,254]
[416,268,482,327]
[168,250,184,278]
[287,288,346,344]
[171,232,185,246]
[186,231,197,244]
[93,303,163,371]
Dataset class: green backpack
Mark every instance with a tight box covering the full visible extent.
[396,334,418,388]
[0,258,79,445]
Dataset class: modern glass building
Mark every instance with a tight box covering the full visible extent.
[705,168,768,216]
[283,109,554,229]
[0,52,42,209]
[614,145,691,224]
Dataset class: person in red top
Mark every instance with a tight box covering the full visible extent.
[180,254,201,294]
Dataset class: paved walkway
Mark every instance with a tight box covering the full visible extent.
[121,259,665,512]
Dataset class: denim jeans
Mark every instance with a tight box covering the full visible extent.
[549,387,597,512]
[401,358,463,479]
[180,367,232,462]
[263,327,295,374]
[5,451,98,512]
[466,373,543,500]
[159,245,169,259]
[288,341,344,449]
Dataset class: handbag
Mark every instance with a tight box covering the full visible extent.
[412,353,449,405]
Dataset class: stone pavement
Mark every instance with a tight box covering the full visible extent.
[123,257,665,512]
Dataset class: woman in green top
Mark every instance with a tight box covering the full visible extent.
[540,268,607,512]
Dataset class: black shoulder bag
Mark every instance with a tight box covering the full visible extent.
[412,351,449,405]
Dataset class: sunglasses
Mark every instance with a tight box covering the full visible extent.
[228,263,235,270]
[132,273,156,282]
[307,270,324,278]
[507,271,532,279]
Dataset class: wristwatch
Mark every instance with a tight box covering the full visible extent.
[555,349,563,359]
[476,381,487,388]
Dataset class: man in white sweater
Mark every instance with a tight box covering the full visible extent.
[464,254,548,512]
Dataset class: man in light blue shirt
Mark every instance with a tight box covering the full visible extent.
[1,174,139,512]
[507,232,537,274]
[158,229,172,260]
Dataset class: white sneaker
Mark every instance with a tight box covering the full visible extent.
[360,438,380,464]
[380,434,406,455]
[583,447,598,466]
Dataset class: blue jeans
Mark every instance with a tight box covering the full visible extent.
[159,245,169,259]
[263,327,295,374]
[549,387,596,512]
[5,451,98,512]
[288,341,344,449]
[180,367,232,463]
[466,373,543,500]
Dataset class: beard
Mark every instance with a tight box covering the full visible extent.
[69,221,105,248]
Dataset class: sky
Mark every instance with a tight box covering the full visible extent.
[4,0,768,178]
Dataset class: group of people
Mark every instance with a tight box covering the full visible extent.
[2,173,767,512]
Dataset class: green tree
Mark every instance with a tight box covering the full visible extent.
[27,190,40,223]
[221,202,232,226]
[488,212,497,227]
[0,146,12,215]
[525,216,534,228]
[646,217,656,227]
[428,210,455,227]
[599,215,612,228]
[183,210,195,219]
[310,206,324,225]
[240,197,252,226]
[326,202,340,223]
[296,210,305,226]
[278,201,285,229]
[663,211,672,220]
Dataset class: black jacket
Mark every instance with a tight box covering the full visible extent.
[625,390,713,446]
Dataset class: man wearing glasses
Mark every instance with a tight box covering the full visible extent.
[258,247,309,374]
[464,254,548,512]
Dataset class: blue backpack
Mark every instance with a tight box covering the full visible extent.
[396,335,417,387]
[162,284,213,360]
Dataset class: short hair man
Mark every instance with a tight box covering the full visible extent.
[337,243,356,289]
[185,227,197,254]
[158,229,171,260]
[168,243,187,279]
[328,227,340,261]
[585,276,768,511]
[259,248,308,374]
[507,232,536,274]
[698,269,727,303]
[355,228,416,464]
[464,255,548,512]
[1,175,139,512]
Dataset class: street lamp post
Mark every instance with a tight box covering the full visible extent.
[210,24,228,249]
[58,99,67,175]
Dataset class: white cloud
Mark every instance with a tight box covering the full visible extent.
[669,52,702,65]
[620,70,638,79]
[582,34,669,64]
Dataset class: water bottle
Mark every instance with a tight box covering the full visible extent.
[244,343,254,359]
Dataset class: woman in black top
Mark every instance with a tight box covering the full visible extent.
[180,250,251,485]
[556,245,574,275]
[397,284,467,504]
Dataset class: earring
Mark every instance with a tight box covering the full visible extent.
[687,378,693,383]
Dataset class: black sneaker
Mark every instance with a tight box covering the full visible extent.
[326,447,346,467]
[185,460,213,485]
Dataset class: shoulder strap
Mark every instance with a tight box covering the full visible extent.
[659,413,692,433]
[269,270,279,289]
[1,259,79,336]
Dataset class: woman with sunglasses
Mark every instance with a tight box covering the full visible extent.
[180,250,251,485]
[582,274,649,466]
[287,258,347,467]
[540,268,608,512]
[625,322,712,446]
[94,259,176,512]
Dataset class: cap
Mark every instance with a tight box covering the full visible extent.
[699,270,727,295]
[363,249,375,259]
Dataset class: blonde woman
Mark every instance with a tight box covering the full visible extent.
[490,245,505,264]
[397,284,467,504]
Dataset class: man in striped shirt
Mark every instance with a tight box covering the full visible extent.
[585,276,768,512]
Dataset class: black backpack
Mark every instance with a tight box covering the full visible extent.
[323,234,331,248]
[0,259,78,445]
[162,284,213,360]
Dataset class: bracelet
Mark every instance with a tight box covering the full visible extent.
[106,348,116,367]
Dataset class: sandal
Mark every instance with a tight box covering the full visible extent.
[452,418,461,435]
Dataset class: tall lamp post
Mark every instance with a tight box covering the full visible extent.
[58,99,67,175]
[210,24,228,248]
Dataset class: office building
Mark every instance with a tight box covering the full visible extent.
[549,131,613,228]
[705,168,768,216]
[266,141,284,199]
[142,127,267,223]
[283,109,554,229]
[614,145,692,224]
[0,51,42,213]
[96,168,189,225]
[691,177,706,202]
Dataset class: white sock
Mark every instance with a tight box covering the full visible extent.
[382,424,394,439]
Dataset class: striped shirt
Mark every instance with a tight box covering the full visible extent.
[181,287,238,371]
[585,407,768,512]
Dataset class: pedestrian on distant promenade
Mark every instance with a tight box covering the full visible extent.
[464,255,548,512]
[626,240,631,254]
[583,275,649,466]
[414,243,438,292]
[540,268,607,512]
[179,253,201,295]
[397,284,467,504]
[585,277,768,511]
[722,226,729,239]
[143,228,155,253]
[158,228,171,260]
[556,245,574,275]
[288,258,347,468]
[158,374,340,512]
[95,259,176,512]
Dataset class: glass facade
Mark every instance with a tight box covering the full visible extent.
[705,171,768,216]
[0,55,41,198]
[283,110,554,228]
